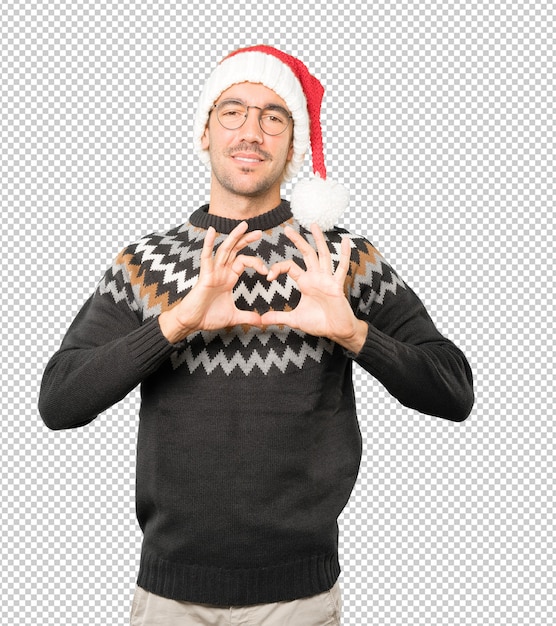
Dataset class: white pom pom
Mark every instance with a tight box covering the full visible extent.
[290,175,349,231]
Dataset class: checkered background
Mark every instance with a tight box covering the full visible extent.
[1,1,553,624]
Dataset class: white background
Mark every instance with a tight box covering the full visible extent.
[1,1,553,624]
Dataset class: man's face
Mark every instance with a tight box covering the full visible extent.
[201,82,294,202]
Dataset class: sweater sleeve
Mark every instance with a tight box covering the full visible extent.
[345,237,474,422]
[38,254,175,430]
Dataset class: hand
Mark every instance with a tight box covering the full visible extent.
[159,221,267,343]
[260,224,368,353]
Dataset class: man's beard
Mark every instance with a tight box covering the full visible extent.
[213,168,283,198]
[212,143,284,198]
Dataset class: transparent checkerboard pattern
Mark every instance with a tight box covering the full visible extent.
[1,1,553,624]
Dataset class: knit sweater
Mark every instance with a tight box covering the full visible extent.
[39,201,473,605]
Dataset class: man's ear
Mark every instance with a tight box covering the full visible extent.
[287,139,294,162]
[201,125,210,150]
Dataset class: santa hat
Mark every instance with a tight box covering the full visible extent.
[193,45,349,230]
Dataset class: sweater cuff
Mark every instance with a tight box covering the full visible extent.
[127,318,175,376]
[344,323,399,374]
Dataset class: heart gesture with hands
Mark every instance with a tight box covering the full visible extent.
[158,221,367,354]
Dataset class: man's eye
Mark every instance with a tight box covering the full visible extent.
[263,114,286,125]
[222,109,243,117]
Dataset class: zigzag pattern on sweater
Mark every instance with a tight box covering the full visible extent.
[97,221,407,376]
[171,327,336,375]
[341,231,407,312]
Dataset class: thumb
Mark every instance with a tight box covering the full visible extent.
[260,310,294,328]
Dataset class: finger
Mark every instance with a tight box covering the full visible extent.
[310,223,333,273]
[214,221,249,264]
[216,224,263,266]
[283,225,319,271]
[266,259,304,282]
[231,254,268,276]
[201,226,217,267]
[335,236,352,282]
[233,310,264,328]
[260,310,297,328]
[231,229,263,255]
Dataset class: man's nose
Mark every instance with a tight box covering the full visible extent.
[239,108,264,143]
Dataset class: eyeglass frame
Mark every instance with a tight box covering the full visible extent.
[210,99,294,136]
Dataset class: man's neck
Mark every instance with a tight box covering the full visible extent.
[207,187,282,221]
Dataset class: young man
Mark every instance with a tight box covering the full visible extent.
[39,46,474,626]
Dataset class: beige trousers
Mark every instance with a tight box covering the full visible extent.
[130,581,342,626]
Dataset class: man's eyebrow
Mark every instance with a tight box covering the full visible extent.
[218,98,290,113]
[265,103,291,113]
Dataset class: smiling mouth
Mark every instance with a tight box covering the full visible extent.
[232,155,264,164]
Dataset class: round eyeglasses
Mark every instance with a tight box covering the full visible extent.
[211,99,293,136]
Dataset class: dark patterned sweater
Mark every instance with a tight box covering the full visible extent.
[39,200,473,606]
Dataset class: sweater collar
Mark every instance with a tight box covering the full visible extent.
[189,200,292,234]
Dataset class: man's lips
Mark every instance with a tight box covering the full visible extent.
[228,144,271,164]
[231,153,265,163]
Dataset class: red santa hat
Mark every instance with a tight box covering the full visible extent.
[193,45,349,230]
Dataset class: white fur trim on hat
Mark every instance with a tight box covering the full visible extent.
[194,51,310,182]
